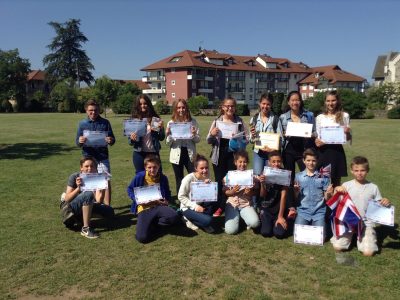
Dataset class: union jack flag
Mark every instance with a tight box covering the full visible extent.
[318,164,331,178]
[327,192,363,240]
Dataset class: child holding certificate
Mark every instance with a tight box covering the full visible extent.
[294,149,333,232]
[76,100,115,206]
[127,155,180,243]
[249,93,283,176]
[61,157,106,239]
[207,97,248,217]
[331,156,391,256]
[129,94,165,173]
[166,99,200,194]
[315,91,350,187]
[258,151,294,238]
[223,150,260,235]
[178,154,215,233]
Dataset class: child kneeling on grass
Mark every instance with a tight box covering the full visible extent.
[294,149,333,236]
[127,155,180,243]
[258,151,294,238]
[223,150,260,234]
[178,154,215,233]
[331,156,391,256]
[61,156,104,239]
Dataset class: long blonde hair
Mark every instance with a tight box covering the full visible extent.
[171,99,192,122]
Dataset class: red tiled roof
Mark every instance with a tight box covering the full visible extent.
[141,49,312,74]
[115,79,150,90]
[27,70,46,81]
[298,65,365,84]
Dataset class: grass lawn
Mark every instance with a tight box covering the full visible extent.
[0,113,399,299]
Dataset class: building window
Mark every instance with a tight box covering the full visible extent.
[171,80,176,86]
[302,93,307,99]
[169,56,182,63]
[249,73,253,79]
[171,68,175,73]
[302,85,307,90]
[309,85,314,90]
[172,93,176,98]
[309,93,314,97]
[249,94,253,100]
[294,74,297,79]
[250,88,253,93]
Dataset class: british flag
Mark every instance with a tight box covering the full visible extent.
[327,192,363,239]
[318,164,331,178]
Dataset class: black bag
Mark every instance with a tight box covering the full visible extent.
[60,201,76,228]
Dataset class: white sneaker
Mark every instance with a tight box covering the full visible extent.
[182,216,198,230]
[60,192,66,202]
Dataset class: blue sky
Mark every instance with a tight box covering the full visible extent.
[1,0,399,82]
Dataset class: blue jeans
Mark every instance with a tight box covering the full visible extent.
[225,203,260,234]
[69,191,94,215]
[182,209,213,228]
[253,150,270,175]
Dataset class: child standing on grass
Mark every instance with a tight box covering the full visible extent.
[129,94,165,173]
[223,150,260,235]
[294,149,333,231]
[331,156,391,256]
[76,99,115,206]
[178,154,215,233]
[127,155,180,243]
[207,97,248,217]
[258,151,294,239]
[62,156,103,239]
[315,90,351,187]
[166,99,200,195]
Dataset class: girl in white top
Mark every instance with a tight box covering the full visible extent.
[166,99,200,194]
[315,90,351,186]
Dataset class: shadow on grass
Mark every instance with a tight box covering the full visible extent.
[376,223,400,250]
[0,143,76,160]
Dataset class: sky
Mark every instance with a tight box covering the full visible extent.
[1,0,400,83]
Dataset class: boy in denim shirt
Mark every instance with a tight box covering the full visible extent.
[294,149,333,230]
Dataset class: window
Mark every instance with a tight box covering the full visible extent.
[309,93,314,97]
[249,73,253,79]
[171,80,176,86]
[169,56,182,63]
[309,85,314,90]
[302,93,307,99]
[250,88,253,92]
[302,85,307,90]
[249,94,253,100]
[294,74,297,79]
[171,68,175,73]
[172,93,176,98]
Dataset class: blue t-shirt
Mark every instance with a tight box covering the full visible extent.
[295,170,329,221]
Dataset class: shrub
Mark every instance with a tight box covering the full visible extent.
[0,99,13,112]
[112,93,134,114]
[236,103,250,116]
[387,106,400,119]
[188,95,208,115]
[270,92,285,115]
[154,99,170,115]
[362,110,375,119]
[304,93,325,116]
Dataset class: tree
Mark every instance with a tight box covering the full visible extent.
[92,76,119,115]
[366,82,400,109]
[43,19,94,87]
[0,49,30,111]
[49,79,78,112]
[111,82,141,114]
[187,95,208,115]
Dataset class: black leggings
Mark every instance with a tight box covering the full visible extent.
[171,147,194,195]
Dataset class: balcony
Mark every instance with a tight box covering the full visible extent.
[205,76,214,81]
[198,88,213,93]
[143,88,166,94]
[227,88,246,93]
[226,76,245,81]
[142,76,165,82]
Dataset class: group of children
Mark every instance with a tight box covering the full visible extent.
[60,95,392,257]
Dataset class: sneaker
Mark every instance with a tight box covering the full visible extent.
[81,227,99,239]
[182,216,198,230]
[213,208,223,217]
[60,192,66,202]
[202,225,215,234]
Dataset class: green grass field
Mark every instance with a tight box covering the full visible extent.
[0,113,399,299]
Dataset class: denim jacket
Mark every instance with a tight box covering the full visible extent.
[129,127,165,152]
[249,112,284,153]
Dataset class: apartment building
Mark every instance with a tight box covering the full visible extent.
[372,51,400,86]
[298,65,366,99]
[141,49,312,108]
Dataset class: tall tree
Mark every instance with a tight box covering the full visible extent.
[0,49,31,111]
[43,19,94,87]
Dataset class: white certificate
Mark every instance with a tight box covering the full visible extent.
[294,224,324,246]
[225,170,254,187]
[366,201,395,226]
[123,119,147,137]
[320,126,346,144]
[83,130,107,147]
[216,121,239,139]
[285,122,313,138]
[254,132,280,150]
[190,182,218,202]
[169,122,192,139]
[80,173,108,191]
[134,184,163,205]
[263,167,291,186]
